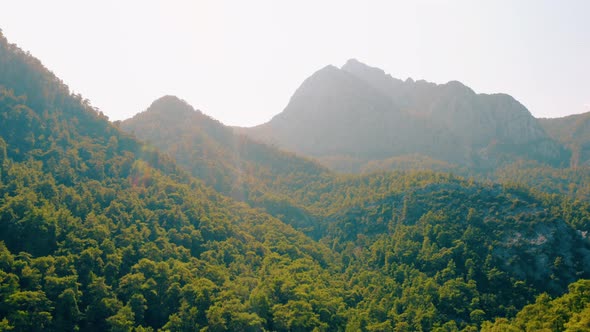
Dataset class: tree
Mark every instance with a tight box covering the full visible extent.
[6,291,52,332]
[106,305,135,332]
[53,289,80,331]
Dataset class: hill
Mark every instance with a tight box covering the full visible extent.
[2,29,590,331]
[540,112,590,167]
[0,30,346,332]
[239,59,570,172]
[121,96,329,235]
[123,93,590,330]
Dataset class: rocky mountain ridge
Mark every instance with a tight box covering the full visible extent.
[239,59,570,172]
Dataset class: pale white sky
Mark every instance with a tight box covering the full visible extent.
[1,1,588,126]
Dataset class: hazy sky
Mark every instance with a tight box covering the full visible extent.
[1,1,588,126]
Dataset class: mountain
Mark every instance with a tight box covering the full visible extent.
[484,112,590,201]
[3,29,590,331]
[122,93,590,329]
[240,59,570,172]
[121,95,328,192]
[122,96,329,235]
[540,111,590,167]
[0,30,345,331]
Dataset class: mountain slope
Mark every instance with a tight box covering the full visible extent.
[540,111,590,167]
[121,95,328,192]
[123,94,590,329]
[3,29,590,332]
[240,59,569,172]
[484,113,590,201]
[122,96,329,235]
[481,279,590,331]
[0,30,347,332]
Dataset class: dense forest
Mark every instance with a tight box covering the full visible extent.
[2,30,590,331]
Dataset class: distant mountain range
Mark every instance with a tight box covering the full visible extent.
[238,59,572,172]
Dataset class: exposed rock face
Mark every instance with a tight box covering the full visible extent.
[497,219,590,293]
[241,59,569,172]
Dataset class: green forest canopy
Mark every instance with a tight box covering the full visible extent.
[1,30,590,331]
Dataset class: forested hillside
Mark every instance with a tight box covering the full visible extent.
[122,97,328,235]
[123,91,590,330]
[2,30,590,331]
[0,30,346,331]
[481,279,590,331]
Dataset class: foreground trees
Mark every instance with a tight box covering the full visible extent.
[1,29,590,331]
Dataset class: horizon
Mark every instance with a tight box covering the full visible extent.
[1,1,589,126]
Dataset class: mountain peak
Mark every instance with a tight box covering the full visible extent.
[341,58,386,76]
[342,58,365,67]
[341,58,404,93]
[123,95,203,132]
[311,64,341,77]
[243,60,569,171]
[288,64,353,101]
[147,95,195,115]
[443,80,475,95]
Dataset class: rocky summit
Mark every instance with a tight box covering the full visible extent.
[240,59,569,172]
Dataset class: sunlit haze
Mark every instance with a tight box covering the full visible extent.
[1,0,588,126]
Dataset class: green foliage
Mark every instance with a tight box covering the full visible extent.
[495,160,590,201]
[122,96,330,237]
[1,28,590,332]
[482,279,590,331]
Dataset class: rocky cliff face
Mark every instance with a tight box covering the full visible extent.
[241,59,569,172]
